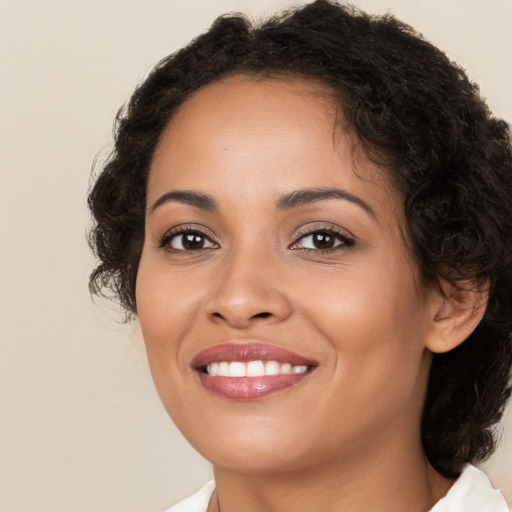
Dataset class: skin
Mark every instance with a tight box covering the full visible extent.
[136,77,470,511]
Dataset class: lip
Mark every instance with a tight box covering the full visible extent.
[192,342,318,400]
[192,342,317,368]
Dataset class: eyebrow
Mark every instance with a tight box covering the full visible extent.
[150,187,377,219]
[150,190,218,214]
[276,187,377,219]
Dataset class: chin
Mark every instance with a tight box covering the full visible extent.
[173,411,318,474]
[200,441,316,475]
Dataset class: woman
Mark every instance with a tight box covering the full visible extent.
[88,1,512,510]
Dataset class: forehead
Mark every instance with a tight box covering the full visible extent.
[169,75,336,131]
[149,76,395,207]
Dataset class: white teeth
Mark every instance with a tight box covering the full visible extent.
[229,361,246,377]
[265,360,280,375]
[205,360,309,377]
[218,362,230,376]
[280,363,292,374]
[246,360,265,377]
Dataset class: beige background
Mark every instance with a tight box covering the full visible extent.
[1,0,511,510]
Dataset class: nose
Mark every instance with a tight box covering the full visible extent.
[205,251,292,329]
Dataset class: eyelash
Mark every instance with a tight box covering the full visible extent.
[289,226,355,253]
[158,226,218,252]
[158,225,355,253]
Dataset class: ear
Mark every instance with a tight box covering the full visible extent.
[425,279,489,354]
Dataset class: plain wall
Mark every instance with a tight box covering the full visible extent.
[1,0,511,510]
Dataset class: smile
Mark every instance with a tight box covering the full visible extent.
[206,361,309,377]
[192,342,317,400]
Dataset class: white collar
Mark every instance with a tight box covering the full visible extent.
[430,465,509,512]
[166,465,509,512]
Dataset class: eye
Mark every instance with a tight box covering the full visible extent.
[290,229,354,251]
[160,229,218,252]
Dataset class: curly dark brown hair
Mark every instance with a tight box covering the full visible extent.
[88,0,512,478]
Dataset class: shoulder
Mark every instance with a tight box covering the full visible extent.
[164,480,215,512]
[430,465,509,512]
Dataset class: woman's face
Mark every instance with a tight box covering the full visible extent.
[136,77,437,473]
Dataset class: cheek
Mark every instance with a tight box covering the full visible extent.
[294,257,428,388]
[135,256,203,427]
[135,252,198,375]
[299,255,422,336]
[302,279,428,449]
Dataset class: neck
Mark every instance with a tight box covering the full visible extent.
[209,430,454,512]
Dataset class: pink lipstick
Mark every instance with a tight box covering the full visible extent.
[192,342,317,400]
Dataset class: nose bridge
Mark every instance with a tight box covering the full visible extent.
[206,241,291,327]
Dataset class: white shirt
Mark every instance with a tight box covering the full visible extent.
[430,465,509,512]
[165,465,509,512]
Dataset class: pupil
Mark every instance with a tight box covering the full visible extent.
[183,233,203,250]
[314,232,334,249]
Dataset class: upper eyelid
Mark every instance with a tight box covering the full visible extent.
[160,224,216,238]
[289,225,355,250]
[156,223,355,248]
[158,225,218,247]
[292,223,355,241]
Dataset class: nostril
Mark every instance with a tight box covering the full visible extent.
[252,312,271,319]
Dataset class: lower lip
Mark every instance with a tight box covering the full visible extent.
[197,371,311,400]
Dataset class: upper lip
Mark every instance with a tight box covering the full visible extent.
[191,341,318,369]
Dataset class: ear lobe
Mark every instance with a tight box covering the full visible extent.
[425,279,489,354]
